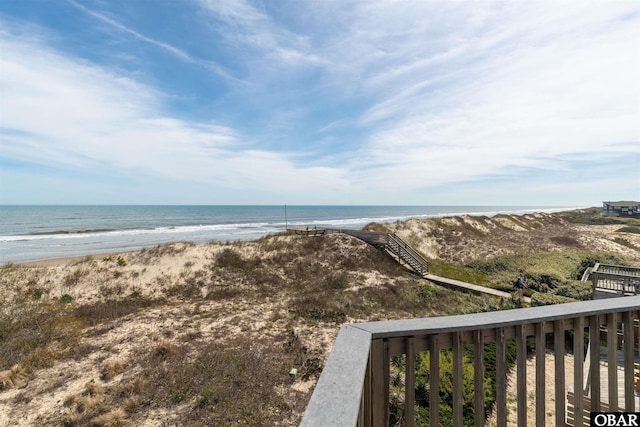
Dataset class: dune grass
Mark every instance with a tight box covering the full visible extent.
[1,209,638,425]
[0,234,499,425]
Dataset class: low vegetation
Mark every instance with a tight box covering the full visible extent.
[559,207,640,225]
[0,234,494,425]
[1,209,638,425]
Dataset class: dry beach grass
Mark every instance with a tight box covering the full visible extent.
[1,208,639,426]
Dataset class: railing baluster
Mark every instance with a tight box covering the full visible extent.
[429,335,439,427]
[496,327,507,427]
[473,330,485,427]
[554,319,565,426]
[589,314,601,412]
[452,331,463,427]
[574,316,585,427]
[405,337,415,427]
[607,313,618,410]
[516,324,527,426]
[383,340,390,426]
[535,321,546,427]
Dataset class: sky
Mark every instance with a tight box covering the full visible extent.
[0,0,639,206]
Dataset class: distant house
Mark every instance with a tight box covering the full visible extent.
[602,201,640,217]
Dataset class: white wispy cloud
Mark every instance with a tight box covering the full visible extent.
[196,0,326,67]
[0,23,350,200]
[325,1,640,194]
[66,0,235,80]
[1,1,638,204]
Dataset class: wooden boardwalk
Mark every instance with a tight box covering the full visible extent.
[288,227,327,236]
[424,273,532,303]
[596,346,640,409]
[568,345,640,425]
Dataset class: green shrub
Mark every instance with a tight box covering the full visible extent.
[554,281,592,301]
[363,222,390,232]
[550,235,580,246]
[527,271,565,290]
[613,237,639,250]
[530,293,575,306]
[616,226,640,234]
[559,208,627,224]
[431,260,491,285]
[214,248,256,270]
[466,257,512,274]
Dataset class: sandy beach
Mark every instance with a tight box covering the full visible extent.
[1,210,639,426]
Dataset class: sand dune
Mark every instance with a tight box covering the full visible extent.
[1,210,639,426]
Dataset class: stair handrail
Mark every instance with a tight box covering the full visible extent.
[386,233,429,275]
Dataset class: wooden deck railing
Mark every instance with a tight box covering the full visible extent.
[591,263,640,295]
[301,296,640,427]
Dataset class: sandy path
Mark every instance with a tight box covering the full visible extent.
[486,352,575,427]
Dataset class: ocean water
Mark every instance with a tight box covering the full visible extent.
[0,205,570,263]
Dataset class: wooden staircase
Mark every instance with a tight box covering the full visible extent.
[323,229,428,276]
[385,233,429,276]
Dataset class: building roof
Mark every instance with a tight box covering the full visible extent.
[603,201,640,207]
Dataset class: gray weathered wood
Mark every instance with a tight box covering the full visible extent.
[574,316,585,427]
[429,335,439,427]
[589,315,601,412]
[535,322,545,427]
[554,320,565,426]
[496,327,507,427]
[363,347,372,427]
[516,324,527,426]
[623,311,634,411]
[607,313,618,411]
[405,337,415,427]
[452,331,463,427]
[302,296,640,427]
[353,296,640,339]
[301,325,371,427]
[473,330,485,427]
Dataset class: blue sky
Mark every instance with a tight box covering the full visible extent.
[0,0,638,205]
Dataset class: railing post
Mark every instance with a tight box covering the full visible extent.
[370,339,389,427]
[623,311,634,411]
